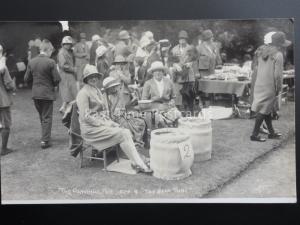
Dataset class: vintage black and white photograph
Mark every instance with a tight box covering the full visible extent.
[0,19,296,203]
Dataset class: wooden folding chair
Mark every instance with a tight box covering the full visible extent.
[79,143,120,171]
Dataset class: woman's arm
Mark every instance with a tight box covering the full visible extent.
[141,81,151,100]
[2,67,16,91]
[274,52,284,95]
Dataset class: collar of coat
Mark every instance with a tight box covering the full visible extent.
[255,45,279,60]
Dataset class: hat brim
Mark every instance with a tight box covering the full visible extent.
[112,61,128,65]
[148,66,167,74]
[83,73,103,83]
[282,40,292,47]
[120,35,130,40]
[178,36,188,39]
[104,82,121,90]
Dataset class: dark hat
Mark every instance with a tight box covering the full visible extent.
[178,30,188,39]
[271,32,291,47]
[202,29,214,41]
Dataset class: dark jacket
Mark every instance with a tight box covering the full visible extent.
[24,54,61,101]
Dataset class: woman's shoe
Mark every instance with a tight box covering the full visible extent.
[131,164,153,174]
[250,135,266,142]
[268,132,282,139]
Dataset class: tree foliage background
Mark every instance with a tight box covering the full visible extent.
[0,19,294,63]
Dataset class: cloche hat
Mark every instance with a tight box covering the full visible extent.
[82,64,103,83]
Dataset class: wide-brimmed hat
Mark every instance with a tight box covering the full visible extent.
[147,61,167,73]
[80,32,87,39]
[202,29,214,41]
[96,45,108,57]
[92,34,101,41]
[112,55,128,64]
[61,36,73,45]
[82,64,103,83]
[178,30,188,39]
[271,32,291,47]
[103,77,121,90]
[118,30,130,40]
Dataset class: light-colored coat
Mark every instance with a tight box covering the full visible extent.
[58,48,78,102]
[251,45,283,115]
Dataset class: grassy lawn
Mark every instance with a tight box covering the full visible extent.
[1,89,295,201]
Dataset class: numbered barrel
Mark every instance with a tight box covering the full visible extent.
[150,128,194,180]
[178,117,212,162]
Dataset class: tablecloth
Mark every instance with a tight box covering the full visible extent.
[198,79,251,97]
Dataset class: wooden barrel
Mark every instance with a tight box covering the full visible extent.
[178,117,212,161]
[150,128,194,180]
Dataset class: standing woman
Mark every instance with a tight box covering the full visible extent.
[58,36,78,113]
[250,32,291,142]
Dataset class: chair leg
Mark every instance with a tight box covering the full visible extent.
[116,146,120,162]
[103,150,107,171]
[80,150,84,168]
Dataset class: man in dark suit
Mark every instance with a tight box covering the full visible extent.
[24,39,61,149]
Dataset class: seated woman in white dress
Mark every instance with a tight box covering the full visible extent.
[76,64,152,173]
[142,61,182,128]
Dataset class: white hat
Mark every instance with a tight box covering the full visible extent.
[144,31,154,41]
[103,77,121,89]
[147,61,167,73]
[62,36,73,45]
[83,64,103,83]
[140,36,155,48]
[92,34,101,41]
[96,45,108,57]
[264,32,276,45]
